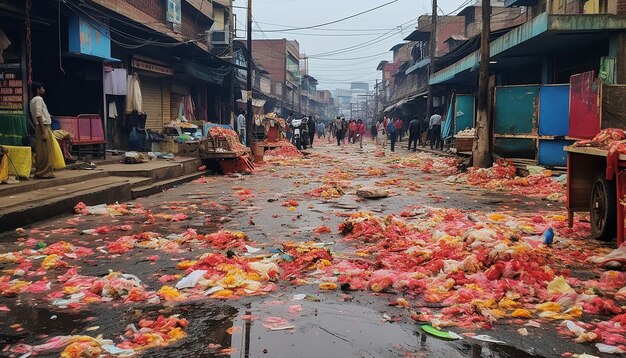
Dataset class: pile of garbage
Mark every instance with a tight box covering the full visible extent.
[573,128,626,148]
[446,159,566,201]
[264,142,303,159]
[388,153,461,176]
[7,315,187,357]
[276,208,625,353]
[208,126,249,153]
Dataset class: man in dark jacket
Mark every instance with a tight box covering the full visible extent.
[407,116,419,151]
[307,116,316,147]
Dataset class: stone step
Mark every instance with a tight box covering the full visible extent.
[131,172,205,199]
[98,157,201,181]
[0,177,134,231]
[0,169,109,197]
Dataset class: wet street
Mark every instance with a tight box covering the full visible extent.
[0,139,624,358]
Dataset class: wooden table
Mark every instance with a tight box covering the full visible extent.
[565,145,626,246]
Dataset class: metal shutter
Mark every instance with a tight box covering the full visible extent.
[141,76,163,130]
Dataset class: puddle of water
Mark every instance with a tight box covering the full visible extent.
[0,304,91,345]
[229,301,451,358]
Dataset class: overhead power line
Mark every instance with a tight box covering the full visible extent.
[260,0,399,33]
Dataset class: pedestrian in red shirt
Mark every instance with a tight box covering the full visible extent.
[348,119,357,144]
[356,119,366,148]
[394,118,404,142]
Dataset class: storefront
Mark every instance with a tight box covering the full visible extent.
[0,14,28,146]
[131,56,173,131]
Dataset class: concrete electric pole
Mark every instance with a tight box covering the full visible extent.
[472,0,492,168]
[425,0,437,121]
[246,0,253,148]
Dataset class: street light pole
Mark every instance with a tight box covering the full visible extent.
[246,0,253,149]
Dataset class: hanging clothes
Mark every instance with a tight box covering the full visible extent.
[108,101,118,120]
[126,73,143,114]
[184,94,195,121]
[104,68,128,95]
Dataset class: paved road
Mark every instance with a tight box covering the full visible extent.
[0,139,617,357]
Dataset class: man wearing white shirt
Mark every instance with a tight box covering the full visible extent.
[237,110,247,146]
[29,82,55,179]
[429,110,443,150]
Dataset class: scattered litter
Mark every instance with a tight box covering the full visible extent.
[421,325,462,340]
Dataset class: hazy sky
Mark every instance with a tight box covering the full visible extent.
[233,0,471,91]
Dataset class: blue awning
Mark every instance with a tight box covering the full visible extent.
[405,58,430,75]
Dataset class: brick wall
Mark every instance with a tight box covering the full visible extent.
[181,6,209,39]
[252,40,287,82]
[464,6,524,38]
[125,0,165,22]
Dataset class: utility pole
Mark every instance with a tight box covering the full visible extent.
[246,0,253,148]
[425,0,437,121]
[473,0,491,168]
[375,79,379,123]
[229,0,235,126]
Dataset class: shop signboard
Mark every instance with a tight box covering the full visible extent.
[166,0,182,24]
[0,62,24,114]
[132,58,173,76]
[68,15,113,60]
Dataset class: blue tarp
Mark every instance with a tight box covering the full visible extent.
[442,96,454,140]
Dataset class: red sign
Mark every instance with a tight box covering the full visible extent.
[569,71,600,139]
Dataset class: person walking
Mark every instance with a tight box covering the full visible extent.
[386,117,397,152]
[335,116,343,146]
[394,117,404,142]
[341,118,348,144]
[30,82,56,179]
[286,112,294,142]
[407,116,419,151]
[375,119,384,145]
[429,110,443,150]
[356,119,365,149]
[327,122,333,143]
[348,119,357,144]
[421,114,429,147]
[237,110,247,146]
[307,116,316,148]
[317,121,325,139]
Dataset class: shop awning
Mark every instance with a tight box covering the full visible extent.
[405,58,430,75]
[175,60,226,86]
[383,92,425,113]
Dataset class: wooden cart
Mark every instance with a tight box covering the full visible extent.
[565,145,625,246]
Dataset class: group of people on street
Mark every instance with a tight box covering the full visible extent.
[333,117,366,148]
[373,110,444,152]
[236,110,444,153]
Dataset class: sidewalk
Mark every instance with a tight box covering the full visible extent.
[0,156,203,232]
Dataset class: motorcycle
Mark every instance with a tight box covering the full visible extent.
[290,117,309,150]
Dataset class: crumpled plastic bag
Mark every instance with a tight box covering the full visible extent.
[249,261,279,281]
[175,270,207,289]
[596,343,626,354]
[548,276,576,295]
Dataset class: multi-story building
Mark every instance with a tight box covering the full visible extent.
[251,39,302,117]
[0,0,240,151]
